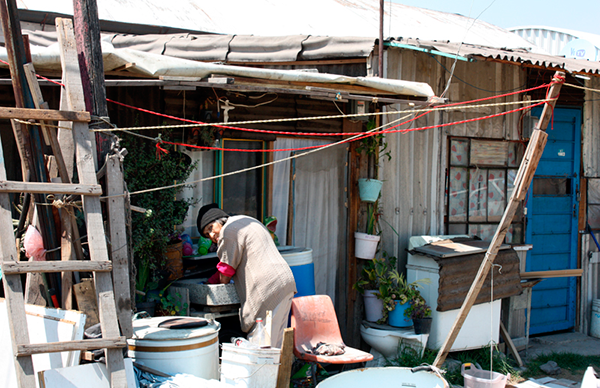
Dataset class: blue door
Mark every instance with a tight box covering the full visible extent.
[525,107,581,335]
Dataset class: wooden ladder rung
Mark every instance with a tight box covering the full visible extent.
[0,181,102,196]
[16,337,126,357]
[0,106,91,122]
[2,261,112,274]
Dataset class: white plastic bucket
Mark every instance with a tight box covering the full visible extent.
[127,317,220,379]
[355,232,380,259]
[462,363,509,388]
[363,290,384,322]
[220,343,281,388]
[591,299,600,339]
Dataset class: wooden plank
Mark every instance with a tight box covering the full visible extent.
[520,269,583,279]
[276,328,294,388]
[433,71,565,368]
[2,260,112,274]
[106,155,133,338]
[499,320,523,367]
[17,337,126,356]
[73,279,99,330]
[57,17,127,388]
[0,138,36,387]
[0,180,102,195]
[0,106,90,122]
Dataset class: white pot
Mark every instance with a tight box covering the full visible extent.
[363,290,384,322]
[354,232,380,259]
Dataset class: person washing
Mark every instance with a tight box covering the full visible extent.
[197,204,297,348]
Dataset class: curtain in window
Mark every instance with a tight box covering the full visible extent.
[273,138,346,301]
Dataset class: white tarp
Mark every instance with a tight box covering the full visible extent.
[0,40,436,99]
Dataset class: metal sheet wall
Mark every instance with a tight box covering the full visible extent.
[583,76,600,178]
[381,49,526,270]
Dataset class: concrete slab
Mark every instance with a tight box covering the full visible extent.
[523,332,600,360]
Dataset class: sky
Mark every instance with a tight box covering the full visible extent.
[393,0,600,36]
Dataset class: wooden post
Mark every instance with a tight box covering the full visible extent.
[57,17,127,387]
[433,71,565,367]
[106,154,133,338]
[73,0,111,164]
[276,328,295,388]
[0,136,36,388]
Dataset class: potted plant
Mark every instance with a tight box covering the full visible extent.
[355,119,391,202]
[352,256,389,322]
[376,254,430,326]
[354,202,381,259]
[405,292,432,334]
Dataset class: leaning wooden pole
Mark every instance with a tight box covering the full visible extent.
[433,71,565,367]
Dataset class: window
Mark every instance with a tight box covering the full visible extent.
[215,139,267,221]
[446,138,525,243]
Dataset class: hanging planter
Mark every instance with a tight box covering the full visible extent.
[358,178,383,203]
[354,232,380,259]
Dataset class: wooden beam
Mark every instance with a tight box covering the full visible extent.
[433,71,565,367]
[16,337,126,356]
[0,181,102,195]
[57,17,127,388]
[0,106,90,122]
[520,269,583,279]
[499,320,523,367]
[106,154,133,338]
[1,260,112,274]
[276,328,295,388]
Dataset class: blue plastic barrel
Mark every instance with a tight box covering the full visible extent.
[281,248,315,297]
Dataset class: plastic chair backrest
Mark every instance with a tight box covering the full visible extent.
[291,295,343,352]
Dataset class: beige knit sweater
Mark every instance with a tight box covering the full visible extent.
[217,215,297,332]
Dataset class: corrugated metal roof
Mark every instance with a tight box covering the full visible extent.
[16,0,537,49]
[393,38,600,76]
[510,25,600,56]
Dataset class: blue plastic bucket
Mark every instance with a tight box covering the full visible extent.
[281,248,315,298]
[388,301,413,327]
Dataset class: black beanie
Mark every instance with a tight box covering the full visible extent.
[197,203,228,237]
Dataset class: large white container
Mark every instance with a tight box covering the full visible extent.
[128,316,220,379]
[407,236,501,351]
[220,343,281,388]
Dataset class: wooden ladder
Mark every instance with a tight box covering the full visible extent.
[0,18,128,388]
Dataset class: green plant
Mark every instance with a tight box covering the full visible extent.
[121,132,198,301]
[376,253,429,324]
[365,202,381,235]
[352,256,390,294]
[355,119,392,178]
[404,292,432,320]
[153,284,189,316]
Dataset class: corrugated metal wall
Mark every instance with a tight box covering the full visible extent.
[381,49,526,270]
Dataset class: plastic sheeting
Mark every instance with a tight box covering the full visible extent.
[272,138,347,301]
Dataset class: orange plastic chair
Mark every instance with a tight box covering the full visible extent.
[290,295,373,364]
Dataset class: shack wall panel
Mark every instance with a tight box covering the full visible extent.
[583,77,600,178]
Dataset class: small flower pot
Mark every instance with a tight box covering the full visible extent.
[363,290,384,322]
[358,178,383,203]
[388,300,413,328]
[354,232,380,260]
[413,317,432,334]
